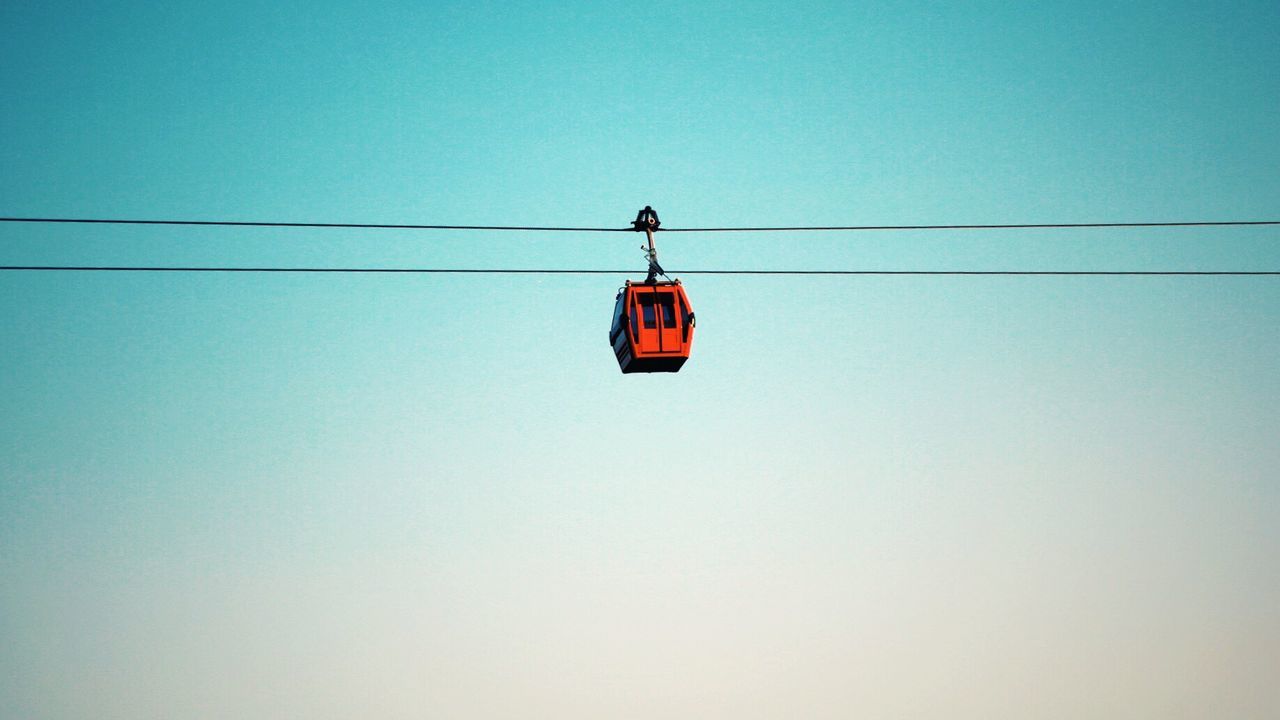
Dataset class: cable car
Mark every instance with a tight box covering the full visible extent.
[610,280,695,373]
[609,206,695,373]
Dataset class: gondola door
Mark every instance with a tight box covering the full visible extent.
[632,287,662,353]
[656,290,681,352]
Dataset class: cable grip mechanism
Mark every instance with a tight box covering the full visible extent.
[632,206,665,283]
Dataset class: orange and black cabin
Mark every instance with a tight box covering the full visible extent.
[609,280,695,373]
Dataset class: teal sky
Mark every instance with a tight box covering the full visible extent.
[3,2,1279,718]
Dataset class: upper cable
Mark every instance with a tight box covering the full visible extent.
[1,217,1276,233]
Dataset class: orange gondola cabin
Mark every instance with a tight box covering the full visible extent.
[609,280,695,373]
[610,206,696,374]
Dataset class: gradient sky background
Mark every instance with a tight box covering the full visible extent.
[2,2,1279,718]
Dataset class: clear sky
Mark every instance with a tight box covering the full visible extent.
[2,2,1278,718]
